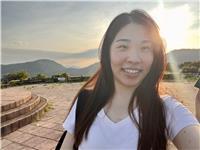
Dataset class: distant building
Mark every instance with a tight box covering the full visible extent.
[57,77,66,82]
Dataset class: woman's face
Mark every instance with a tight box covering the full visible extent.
[110,23,154,89]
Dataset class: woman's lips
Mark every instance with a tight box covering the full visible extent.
[121,68,143,77]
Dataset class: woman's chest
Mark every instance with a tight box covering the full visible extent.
[79,112,139,149]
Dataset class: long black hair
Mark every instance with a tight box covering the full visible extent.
[66,9,167,150]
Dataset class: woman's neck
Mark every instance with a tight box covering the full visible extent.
[105,82,137,114]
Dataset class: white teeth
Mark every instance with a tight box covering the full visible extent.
[123,68,140,74]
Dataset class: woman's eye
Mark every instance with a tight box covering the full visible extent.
[117,45,128,49]
[141,46,152,51]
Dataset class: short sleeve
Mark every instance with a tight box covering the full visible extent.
[62,98,78,134]
[163,96,199,140]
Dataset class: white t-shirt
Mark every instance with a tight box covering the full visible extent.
[63,95,199,150]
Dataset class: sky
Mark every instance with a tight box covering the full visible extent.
[2,0,199,53]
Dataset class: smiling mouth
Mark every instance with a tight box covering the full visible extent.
[122,68,143,75]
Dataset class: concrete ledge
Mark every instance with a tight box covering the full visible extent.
[1,89,32,112]
[1,94,40,122]
[1,96,48,137]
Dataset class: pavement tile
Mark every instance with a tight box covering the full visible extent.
[47,117,65,124]
[39,116,55,121]
[37,122,58,129]
[55,118,66,124]
[22,136,46,148]
[2,143,25,150]
[30,127,53,137]
[4,131,23,139]
[35,139,57,150]
[43,130,63,141]
[21,147,36,150]
[18,125,38,133]
[51,124,63,131]
[31,121,47,126]
[21,125,46,135]
[44,117,57,123]
[1,139,13,148]
[5,133,34,144]
[56,110,68,116]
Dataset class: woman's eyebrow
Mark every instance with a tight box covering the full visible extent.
[115,39,131,43]
[141,40,152,44]
[115,39,152,44]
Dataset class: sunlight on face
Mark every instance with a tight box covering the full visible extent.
[150,4,195,52]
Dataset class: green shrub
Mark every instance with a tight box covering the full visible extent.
[163,73,175,80]
[8,80,22,86]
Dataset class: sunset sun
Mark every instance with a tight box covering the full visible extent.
[150,4,194,52]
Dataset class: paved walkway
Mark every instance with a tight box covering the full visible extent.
[1,81,197,150]
[1,83,84,150]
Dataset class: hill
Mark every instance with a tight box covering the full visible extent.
[167,49,200,66]
[1,49,199,78]
[1,59,99,77]
[66,63,99,76]
[1,48,98,67]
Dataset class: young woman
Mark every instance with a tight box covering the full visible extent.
[61,9,200,150]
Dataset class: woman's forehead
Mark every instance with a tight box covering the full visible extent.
[113,23,153,44]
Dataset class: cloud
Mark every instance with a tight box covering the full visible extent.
[2,1,198,53]
[56,57,99,68]
[13,41,27,47]
[2,40,28,49]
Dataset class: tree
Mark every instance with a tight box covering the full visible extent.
[60,72,69,81]
[179,61,200,74]
[35,73,47,81]
[2,71,29,83]
[16,71,29,80]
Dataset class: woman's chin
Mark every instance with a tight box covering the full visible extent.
[118,79,141,89]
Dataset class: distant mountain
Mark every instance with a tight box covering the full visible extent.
[1,48,98,67]
[1,59,67,77]
[1,49,199,78]
[1,59,100,77]
[66,63,100,76]
[3,48,198,69]
[167,49,200,66]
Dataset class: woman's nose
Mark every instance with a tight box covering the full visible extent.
[126,49,142,64]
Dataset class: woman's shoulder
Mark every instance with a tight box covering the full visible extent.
[160,95,199,140]
[160,95,182,110]
[160,94,192,117]
[160,94,198,124]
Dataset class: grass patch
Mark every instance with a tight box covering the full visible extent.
[32,101,54,122]
[44,101,54,112]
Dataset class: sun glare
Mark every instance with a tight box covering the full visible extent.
[150,4,194,52]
